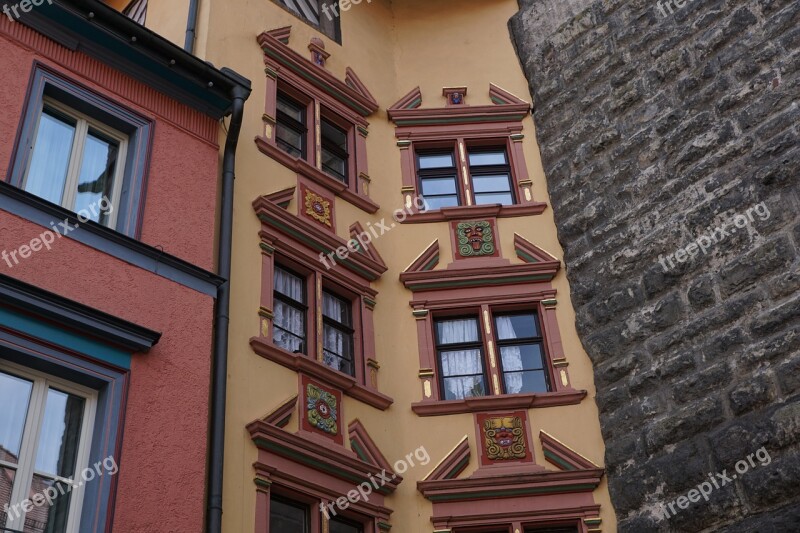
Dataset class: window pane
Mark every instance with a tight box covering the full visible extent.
[24,475,72,533]
[24,110,76,205]
[468,150,507,166]
[276,95,305,123]
[321,119,347,150]
[504,369,549,394]
[330,517,363,533]
[34,388,85,479]
[472,174,512,193]
[420,177,457,196]
[422,195,459,211]
[500,344,544,372]
[442,375,485,400]
[276,124,304,158]
[274,267,305,303]
[321,148,347,182]
[418,153,454,169]
[323,292,351,326]
[439,349,483,377]
[0,371,34,463]
[74,131,119,224]
[0,467,16,527]
[273,301,305,353]
[474,192,514,206]
[269,497,308,533]
[495,314,538,340]
[436,318,479,345]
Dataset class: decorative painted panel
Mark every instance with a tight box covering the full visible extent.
[475,411,533,466]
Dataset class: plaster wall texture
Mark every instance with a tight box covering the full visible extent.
[137,0,620,530]
[0,21,220,533]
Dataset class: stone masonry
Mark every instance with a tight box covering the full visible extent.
[510,0,799,531]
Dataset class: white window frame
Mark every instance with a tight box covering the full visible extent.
[0,360,97,533]
[22,97,128,228]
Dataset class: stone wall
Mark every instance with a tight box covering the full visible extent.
[510,0,799,530]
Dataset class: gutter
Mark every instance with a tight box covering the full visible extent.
[184,0,199,53]
[208,69,251,533]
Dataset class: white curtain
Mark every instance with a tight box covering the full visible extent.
[496,316,523,393]
[273,268,305,352]
[438,318,484,399]
[24,112,75,205]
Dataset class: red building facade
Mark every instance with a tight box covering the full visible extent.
[0,2,249,532]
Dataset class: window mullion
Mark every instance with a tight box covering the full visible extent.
[456,138,472,206]
[63,118,89,211]
[7,377,47,530]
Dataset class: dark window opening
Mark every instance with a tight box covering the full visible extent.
[276,92,307,159]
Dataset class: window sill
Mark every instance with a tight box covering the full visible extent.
[255,136,379,214]
[250,336,393,411]
[399,202,547,223]
[411,390,586,416]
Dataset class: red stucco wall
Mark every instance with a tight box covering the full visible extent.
[0,20,221,533]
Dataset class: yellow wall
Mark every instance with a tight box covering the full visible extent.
[144,0,616,531]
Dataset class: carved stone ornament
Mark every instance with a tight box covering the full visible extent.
[457,220,495,257]
[306,383,338,435]
[305,189,332,227]
[484,416,526,460]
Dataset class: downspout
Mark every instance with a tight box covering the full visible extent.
[208,74,250,533]
[184,0,199,52]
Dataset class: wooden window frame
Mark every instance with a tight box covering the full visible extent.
[251,193,391,410]
[0,360,98,533]
[256,31,379,213]
[275,89,311,160]
[433,314,489,401]
[273,263,310,355]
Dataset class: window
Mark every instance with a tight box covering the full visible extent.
[22,99,126,228]
[330,516,364,533]
[435,317,487,400]
[122,0,147,24]
[273,266,308,354]
[271,265,359,377]
[269,495,309,533]
[321,118,349,184]
[10,67,153,237]
[276,92,308,159]
[417,146,514,211]
[495,313,550,394]
[272,0,341,43]
[417,151,460,210]
[322,291,355,376]
[0,363,96,533]
[468,149,514,206]
[434,311,550,401]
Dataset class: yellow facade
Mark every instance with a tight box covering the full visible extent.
[139,1,616,530]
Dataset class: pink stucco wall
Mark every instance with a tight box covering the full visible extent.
[0,20,221,533]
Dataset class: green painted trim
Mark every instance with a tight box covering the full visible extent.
[421,255,439,271]
[427,483,597,502]
[350,439,370,462]
[584,518,602,525]
[408,274,552,291]
[377,522,392,531]
[515,249,539,264]
[0,308,131,369]
[405,97,422,109]
[444,456,470,479]
[394,114,527,126]
[254,437,392,494]
[253,477,272,489]
[260,242,275,254]
[544,450,577,471]
[263,48,372,115]
[363,297,377,308]
[258,214,377,280]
